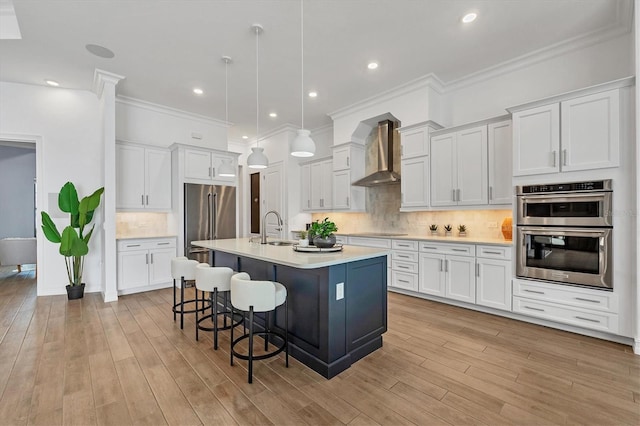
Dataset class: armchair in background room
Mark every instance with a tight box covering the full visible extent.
[0,237,37,273]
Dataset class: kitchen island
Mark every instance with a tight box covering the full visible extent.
[192,238,389,378]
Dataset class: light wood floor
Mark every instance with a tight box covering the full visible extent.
[0,267,638,425]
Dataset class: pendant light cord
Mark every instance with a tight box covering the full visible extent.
[225,59,228,124]
[256,26,260,148]
[300,0,304,130]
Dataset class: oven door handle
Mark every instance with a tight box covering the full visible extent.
[518,226,610,238]
[517,193,609,203]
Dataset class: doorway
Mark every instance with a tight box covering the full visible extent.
[250,172,260,234]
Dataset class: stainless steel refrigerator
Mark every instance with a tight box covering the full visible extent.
[184,183,236,264]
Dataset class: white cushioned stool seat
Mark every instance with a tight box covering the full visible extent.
[171,257,210,329]
[230,272,289,383]
[194,263,243,349]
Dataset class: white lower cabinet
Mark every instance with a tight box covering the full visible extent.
[476,245,512,311]
[117,238,176,294]
[512,278,619,333]
[391,240,419,291]
[418,242,476,303]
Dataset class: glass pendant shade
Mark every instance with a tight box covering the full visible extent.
[247,146,268,169]
[291,129,316,157]
[218,159,236,177]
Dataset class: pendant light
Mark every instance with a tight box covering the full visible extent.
[247,24,269,169]
[290,0,316,157]
[218,55,237,177]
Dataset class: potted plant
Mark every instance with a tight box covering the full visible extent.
[298,230,309,247]
[428,224,438,235]
[310,217,338,248]
[457,224,467,237]
[444,224,452,236]
[41,182,104,300]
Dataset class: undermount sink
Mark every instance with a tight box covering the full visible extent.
[267,241,294,246]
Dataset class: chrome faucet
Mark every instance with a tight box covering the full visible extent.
[261,210,283,244]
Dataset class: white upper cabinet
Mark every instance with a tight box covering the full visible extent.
[300,163,311,211]
[430,125,487,207]
[487,120,513,205]
[510,81,628,176]
[560,89,620,172]
[400,156,429,208]
[398,121,443,159]
[184,148,236,184]
[331,143,365,212]
[310,159,333,210]
[116,143,171,211]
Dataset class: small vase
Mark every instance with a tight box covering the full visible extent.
[298,239,309,247]
[430,230,438,236]
[313,235,336,248]
[459,231,466,237]
[66,283,85,300]
[445,231,452,236]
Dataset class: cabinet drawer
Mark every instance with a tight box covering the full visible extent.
[392,260,418,274]
[419,242,475,256]
[513,297,618,334]
[513,279,617,313]
[348,237,391,249]
[118,238,176,252]
[392,250,419,263]
[392,240,419,251]
[391,270,418,291]
[477,245,512,260]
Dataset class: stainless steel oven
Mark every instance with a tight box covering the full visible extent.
[516,226,612,289]
[515,180,613,290]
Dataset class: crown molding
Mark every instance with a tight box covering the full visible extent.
[328,73,445,121]
[116,95,229,127]
[92,69,124,98]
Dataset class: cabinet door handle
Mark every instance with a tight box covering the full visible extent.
[157,242,171,245]
[346,157,349,167]
[397,265,410,269]
[476,263,479,277]
[452,248,467,252]
[398,279,410,284]
[126,244,141,248]
[423,246,438,250]
[551,150,557,167]
[397,244,410,248]
[575,316,600,323]
[141,195,144,205]
[445,260,448,273]
[489,186,493,201]
[145,253,149,264]
[524,306,544,312]
[456,189,461,202]
[483,250,502,255]
[452,189,456,202]
[574,297,601,304]
[150,253,154,263]
[397,255,410,259]
[346,196,349,206]
[524,289,545,295]
[307,200,310,208]
[562,149,567,166]
[439,259,443,272]
[146,195,149,205]
[212,167,215,177]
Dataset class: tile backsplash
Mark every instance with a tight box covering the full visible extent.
[116,212,175,238]
[313,185,512,239]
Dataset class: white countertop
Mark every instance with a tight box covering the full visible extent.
[192,238,390,269]
[338,233,512,246]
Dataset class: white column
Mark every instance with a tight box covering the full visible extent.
[93,69,125,303]
[634,0,640,355]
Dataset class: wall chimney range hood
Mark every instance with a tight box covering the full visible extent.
[352,120,400,187]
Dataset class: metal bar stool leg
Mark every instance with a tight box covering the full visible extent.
[230,305,235,366]
[223,292,228,328]
[195,288,199,341]
[173,279,177,322]
[264,310,269,351]
[180,277,185,329]
[248,306,254,384]
[285,299,289,367]
[213,287,219,350]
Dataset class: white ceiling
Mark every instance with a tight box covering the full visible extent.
[0,0,632,142]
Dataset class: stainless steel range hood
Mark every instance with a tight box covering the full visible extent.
[352,120,400,187]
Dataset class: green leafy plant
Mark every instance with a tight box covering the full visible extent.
[310,217,338,239]
[429,224,438,231]
[41,182,104,287]
[299,230,307,239]
[458,224,467,233]
[444,224,452,232]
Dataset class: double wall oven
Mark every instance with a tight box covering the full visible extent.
[516,180,613,290]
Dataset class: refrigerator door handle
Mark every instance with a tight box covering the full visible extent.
[213,193,218,239]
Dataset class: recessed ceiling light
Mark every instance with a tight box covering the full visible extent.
[85,44,115,58]
[367,62,378,70]
[308,91,317,98]
[462,12,477,23]
[45,79,59,87]
[242,135,249,139]
[193,88,203,95]
[269,112,277,118]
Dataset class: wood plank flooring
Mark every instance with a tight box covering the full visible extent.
[0,266,639,425]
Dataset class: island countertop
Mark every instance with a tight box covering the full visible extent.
[191,238,390,269]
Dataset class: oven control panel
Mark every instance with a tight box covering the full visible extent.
[518,179,612,194]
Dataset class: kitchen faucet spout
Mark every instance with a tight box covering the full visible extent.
[261,210,283,244]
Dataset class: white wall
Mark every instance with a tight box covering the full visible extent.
[0,82,103,295]
[0,145,36,238]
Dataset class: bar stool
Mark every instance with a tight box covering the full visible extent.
[171,257,209,329]
[230,272,288,383]
[195,263,244,349]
